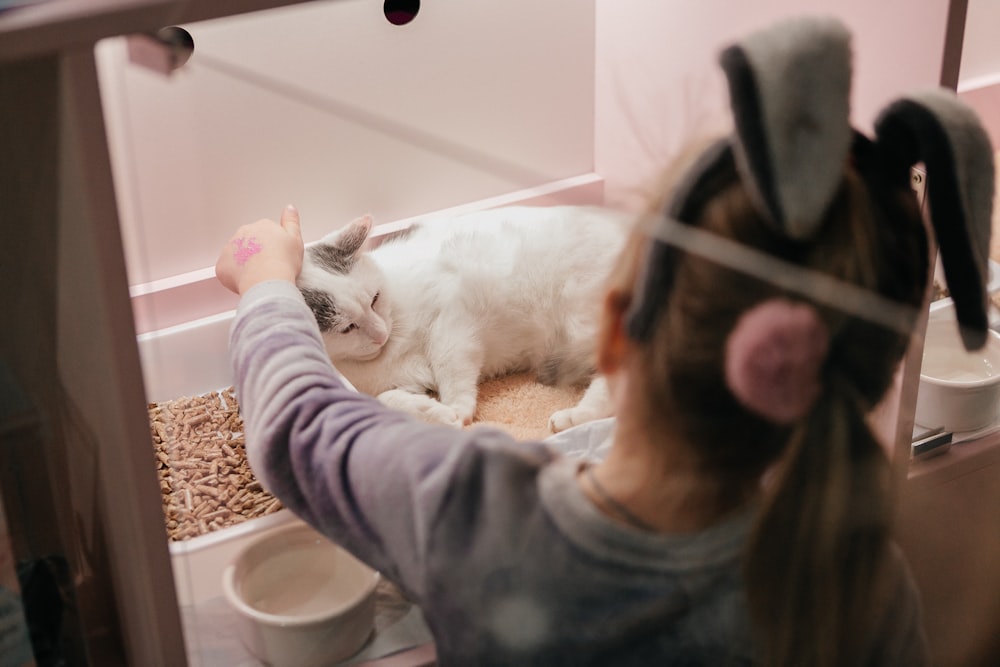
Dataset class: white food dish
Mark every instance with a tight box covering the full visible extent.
[915,317,1000,433]
[222,521,379,667]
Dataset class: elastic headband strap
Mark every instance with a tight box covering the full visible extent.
[637,214,921,336]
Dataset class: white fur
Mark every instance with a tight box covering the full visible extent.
[297,205,630,430]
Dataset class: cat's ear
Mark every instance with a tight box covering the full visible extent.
[308,215,374,274]
[340,214,374,257]
[320,214,374,258]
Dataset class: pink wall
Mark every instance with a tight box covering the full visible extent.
[595,0,953,211]
[958,84,1000,149]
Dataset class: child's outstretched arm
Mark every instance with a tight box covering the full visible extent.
[214,208,543,602]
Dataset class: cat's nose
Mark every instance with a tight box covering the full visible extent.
[371,328,389,347]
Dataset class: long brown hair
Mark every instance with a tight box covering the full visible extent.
[618,158,928,665]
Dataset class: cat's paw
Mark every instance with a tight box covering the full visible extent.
[421,403,463,428]
[549,407,598,434]
[378,390,463,428]
[449,399,477,427]
[550,376,613,433]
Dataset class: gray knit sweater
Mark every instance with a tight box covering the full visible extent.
[231,280,928,666]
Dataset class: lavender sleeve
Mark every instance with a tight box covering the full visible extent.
[229,280,499,597]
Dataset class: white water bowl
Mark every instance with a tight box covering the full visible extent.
[916,318,1000,433]
[222,521,379,667]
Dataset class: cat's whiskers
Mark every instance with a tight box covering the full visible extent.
[385,312,412,343]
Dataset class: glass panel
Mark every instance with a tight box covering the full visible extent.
[95,1,596,662]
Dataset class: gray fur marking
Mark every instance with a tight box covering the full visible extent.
[300,287,339,332]
[308,244,358,275]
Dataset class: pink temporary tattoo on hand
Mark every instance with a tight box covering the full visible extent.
[232,236,262,266]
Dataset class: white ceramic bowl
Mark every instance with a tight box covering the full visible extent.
[915,318,1000,433]
[222,521,380,667]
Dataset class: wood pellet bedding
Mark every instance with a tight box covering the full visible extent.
[150,387,283,542]
[150,373,581,541]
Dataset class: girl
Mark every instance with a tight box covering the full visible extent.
[216,16,993,667]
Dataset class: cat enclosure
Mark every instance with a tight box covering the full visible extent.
[98,1,601,663]
[2,0,990,665]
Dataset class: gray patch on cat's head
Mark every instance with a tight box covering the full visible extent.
[299,287,339,332]
[308,243,358,275]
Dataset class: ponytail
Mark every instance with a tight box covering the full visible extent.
[744,376,894,667]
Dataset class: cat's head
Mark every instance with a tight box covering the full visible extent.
[297,215,392,362]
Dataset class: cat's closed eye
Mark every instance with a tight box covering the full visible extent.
[341,323,358,334]
[371,292,380,308]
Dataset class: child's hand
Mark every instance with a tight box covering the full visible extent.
[216,205,304,295]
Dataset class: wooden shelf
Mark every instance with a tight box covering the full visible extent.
[907,429,1000,492]
[899,431,1000,665]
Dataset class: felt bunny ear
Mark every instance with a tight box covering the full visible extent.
[874,89,995,350]
[626,16,854,340]
[718,15,854,239]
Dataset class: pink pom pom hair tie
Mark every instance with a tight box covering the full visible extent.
[724,298,830,425]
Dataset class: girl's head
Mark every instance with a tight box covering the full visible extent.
[600,138,938,667]
[607,145,929,478]
[603,14,993,483]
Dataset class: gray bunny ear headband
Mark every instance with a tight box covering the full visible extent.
[627,15,995,352]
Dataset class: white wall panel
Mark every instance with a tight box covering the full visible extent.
[98,0,597,287]
[960,0,1000,84]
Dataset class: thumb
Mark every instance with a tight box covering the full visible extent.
[280,204,302,239]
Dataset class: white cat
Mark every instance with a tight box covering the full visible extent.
[296,205,630,432]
